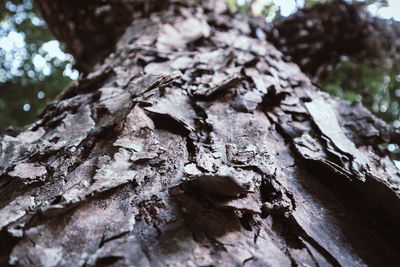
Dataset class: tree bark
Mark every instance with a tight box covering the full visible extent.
[1,1,400,266]
[35,0,169,73]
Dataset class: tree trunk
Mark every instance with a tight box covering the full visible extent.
[265,0,400,80]
[1,1,400,266]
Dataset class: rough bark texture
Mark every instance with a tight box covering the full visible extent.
[1,1,400,266]
[35,0,169,73]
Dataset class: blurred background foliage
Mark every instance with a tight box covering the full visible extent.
[0,0,76,131]
[0,0,399,157]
